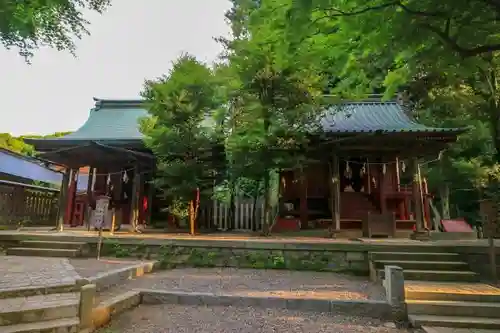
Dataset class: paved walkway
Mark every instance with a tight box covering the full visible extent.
[0,256,80,290]
[95,267,386,305]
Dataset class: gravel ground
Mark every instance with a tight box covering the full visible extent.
[96,268,385,304]
[97,304,420,333]
[68,258,146,278]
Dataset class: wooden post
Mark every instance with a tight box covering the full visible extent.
[299,167,308,228]
[379,164,387,214]
[411,158,427,239]
[422,178,431,229]
[128,167,140,231]
[64,169,77,226]
[329,154,341,234]
[56,168,71,232]
[366,159,371,194]
[85,167,95,230]
[395,157,401,192]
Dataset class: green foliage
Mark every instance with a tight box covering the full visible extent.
[0,131,72,156]
[0,0,111,59]
[275,0,500,221]
[140,54,225,217]
[219,0,327,233]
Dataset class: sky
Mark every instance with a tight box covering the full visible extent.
[0,0,232,136]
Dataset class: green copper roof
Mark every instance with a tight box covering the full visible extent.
[27,98,464,151]
[54,98,147,141]
[321,101,464,134]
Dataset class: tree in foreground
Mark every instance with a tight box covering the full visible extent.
[140,55,223,235]
[1,0,111,59]
[220,1,326,234]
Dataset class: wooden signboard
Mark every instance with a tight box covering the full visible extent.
[479,199,500,238]
[478,199,499,283]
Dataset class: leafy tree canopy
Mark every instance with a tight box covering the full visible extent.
[140,54,224,211]
[1,0,111,58]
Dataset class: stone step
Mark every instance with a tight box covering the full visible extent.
[0,293,79,326]
[406,290,500,303]
[378,269,479,282]
[371,252,461,262]
[409,314,500,330]
[19,241,85,250]
[6,248,80,258]
[422,326,500,333]
[0,317,79,333]
[407,299,500,318]
[374,260,469,271]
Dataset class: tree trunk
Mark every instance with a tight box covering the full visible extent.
[228,181,236,230]
[251,194,258,231]
[439,183,450,219]
[262,171,271,236]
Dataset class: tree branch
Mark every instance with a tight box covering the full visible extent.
[422,23,500,57]
[309,1,500,58]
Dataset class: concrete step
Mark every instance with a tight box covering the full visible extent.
[19,241,85,250]
[0,317,79,333]
[374,260,469,271]
[407,299,500,318]
[6,248,80,258]
[378,269,479,282]
[0,293,79,326]
[409,314,500,330]
[371,252,461,262]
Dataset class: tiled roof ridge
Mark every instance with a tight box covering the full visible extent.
[93,97,145,110]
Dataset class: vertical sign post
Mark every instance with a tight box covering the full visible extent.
[93,195,110,260]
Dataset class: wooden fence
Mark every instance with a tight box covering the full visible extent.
[0,180,59,228]
[199,197,265,231]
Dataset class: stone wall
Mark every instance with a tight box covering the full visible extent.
[98,240,370,275]
[461,252,500,281]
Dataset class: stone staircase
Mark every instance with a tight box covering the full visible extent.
[370,250,500,330]
[6,240,89,258]
[370,251,479,282]
[406,282,500,330]
[0,292,80,333]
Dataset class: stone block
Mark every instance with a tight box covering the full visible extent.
[330,300,391,319]
[384,265,407,321]
[286,298,331,312]
[346,251,365,261]
[140,290,180,305]
[79,284,96,330]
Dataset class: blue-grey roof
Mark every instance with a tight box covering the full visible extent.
[0,148,62,185]
[0,148,89,190]
[321,101,463,133]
